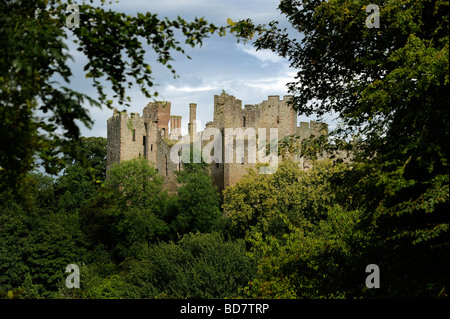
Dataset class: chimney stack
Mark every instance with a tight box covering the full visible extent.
[170,115,182,140]
[188,103,197,140]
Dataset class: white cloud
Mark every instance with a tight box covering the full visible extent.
[242,71,296,91]
[164,84,219,93]
[237,44,283,64]
[107,0,283,24]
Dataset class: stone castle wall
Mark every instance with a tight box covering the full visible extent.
[106,93,328,193]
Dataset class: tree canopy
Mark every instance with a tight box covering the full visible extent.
[245,0,449,298]
[0,0,448,301]
[0,0,259,192]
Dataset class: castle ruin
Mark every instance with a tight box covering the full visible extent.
[106,92,328,193]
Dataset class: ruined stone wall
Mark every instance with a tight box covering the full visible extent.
[106,110,147,170]
[210,93,298,189]
[106,93,329,194]
[156,136,180,193]
[296,121,328,140]
[243,95,296,137]
[143,101,171,139]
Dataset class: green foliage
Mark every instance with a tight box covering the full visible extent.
[25,172,57,209]
[223,158,344,239]
[224,159,365,298]
[120,232,256,298]
[102,157,169,258]
[64,136,107,180]
[58,250,130,299]
[238,0,449,298]
[172,162,222,235]
[79,193,115,249]
[106,157,165,208]
[254,0,449,196]
[0,189,90,298]
[0,0,262,193]
[339,162,450,298]
[224,153,448,298]
[127,119,134,132]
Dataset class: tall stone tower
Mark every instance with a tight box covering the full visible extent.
[106,101,171,168]
[106,110,149,168]
[207,92,299,191]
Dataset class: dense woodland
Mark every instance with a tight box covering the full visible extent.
[1,0,448,299]
[0,136,447,299]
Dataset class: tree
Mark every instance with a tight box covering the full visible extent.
[171,162,222,235]
[0,183,89,298]
[223,159,365,298]
[120,232,256,298]
[103,157,170,258]
[251,0,448,297]
[223,159,342,239]
[62,136,107,180]
[54,137,107,213]
[25,171,57,210]
[106,157,166,209]
[0,0,260,192]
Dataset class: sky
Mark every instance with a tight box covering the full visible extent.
[67,0,332,138]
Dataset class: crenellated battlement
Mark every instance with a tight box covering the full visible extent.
[107,92,328,192]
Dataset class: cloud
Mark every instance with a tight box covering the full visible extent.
[107,0,283,24]
[164,84,219,93]
[237,44,283,64]
[243,73,296,91]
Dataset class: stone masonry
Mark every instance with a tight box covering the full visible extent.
[106,92,328,193]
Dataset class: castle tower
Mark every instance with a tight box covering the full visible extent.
[142,101,171,139]
[209,93,298,190]
[213,92,242,129]
[106,110,148,171]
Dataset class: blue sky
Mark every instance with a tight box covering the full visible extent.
[68,0,332,138]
